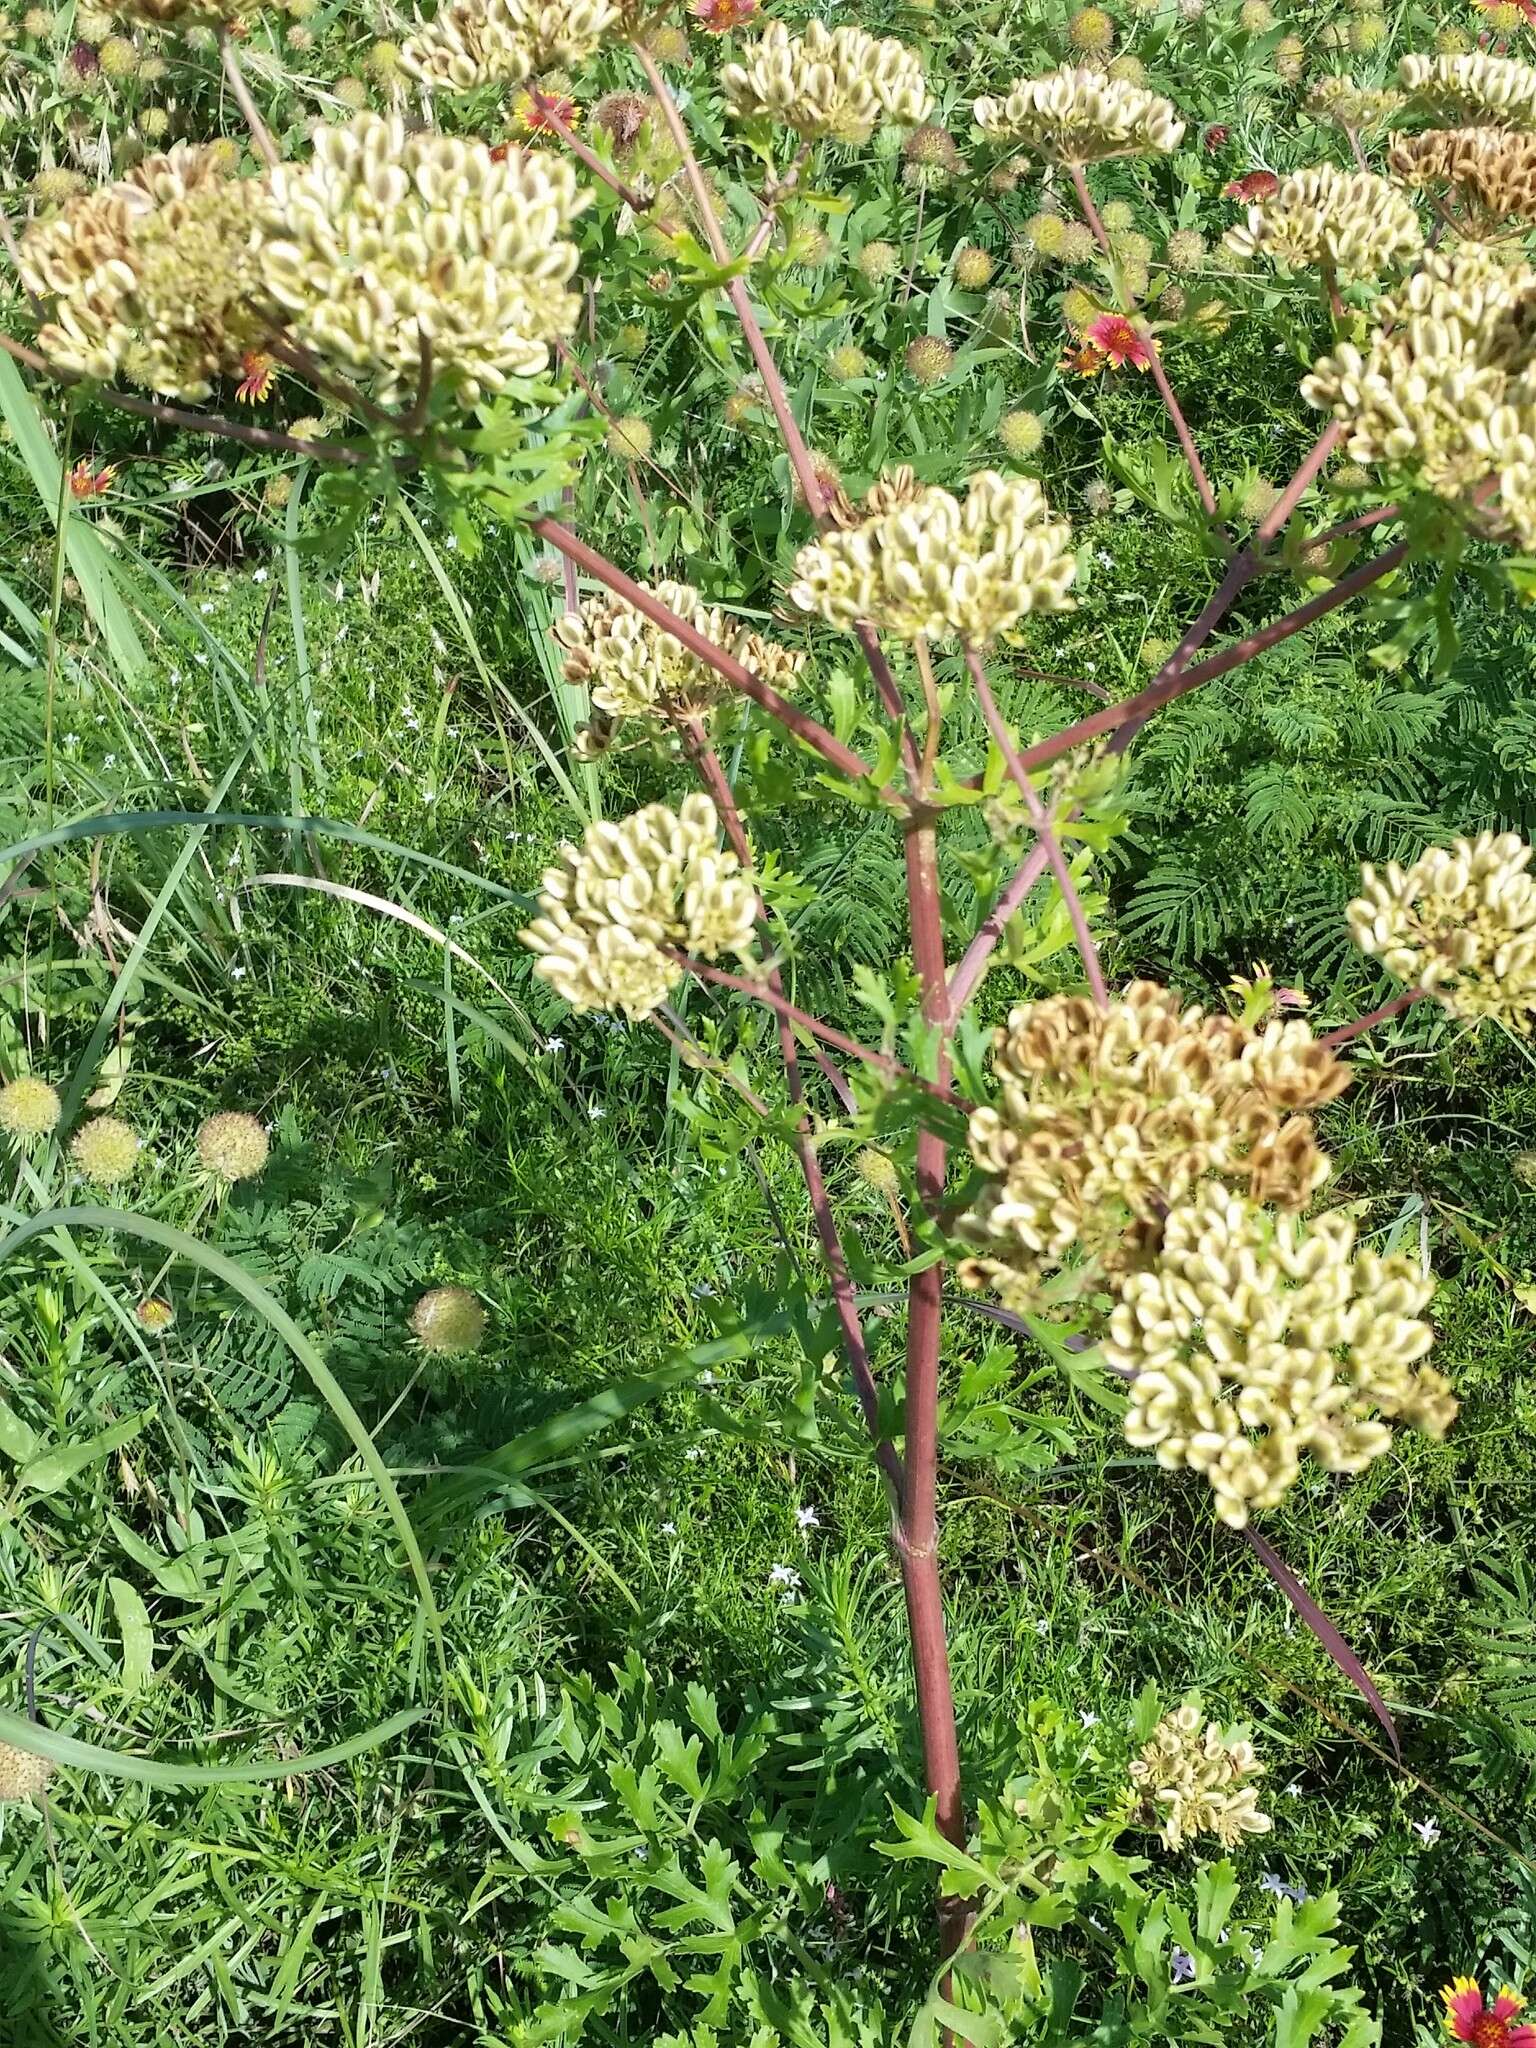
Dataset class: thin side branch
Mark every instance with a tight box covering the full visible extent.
[219,32,281,170]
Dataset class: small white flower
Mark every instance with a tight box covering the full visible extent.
[543,1037,565,1055]
[62,733,79,748]
[698,1368,714,1385]
[660,1520,677,1535]
[230,964,247,980]
[768,1563,801,1593]
[589,1102,605,1119]
[421,790,436,804]
[1412,1817,1441,1844]
[200,601,215,615]
[103,753,117,768]
[1034,1618,1050,1636]
[333,580,346,600]
[796,1506,820,1529]
[1284,1779,1304,1797]
[168,669,181,684]
[684,1446,703,1462]
[251,568,268,584]
[1079,1709,1099,1728]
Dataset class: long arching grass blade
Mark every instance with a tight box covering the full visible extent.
[0,1703,423,1787]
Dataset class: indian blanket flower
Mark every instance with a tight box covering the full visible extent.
[236,350,275,402]
[513,88,579,135]
[1061,340,1108,376]
[1129,1703,1272,1851]
[1442,1979,1536,2046]
[1399,50,1536,124]
[19,144,273,400]
[1347,833,1536,1030]
[788,469,1076,645]
[1084,312,1152,369]
[553,578,804,728]
[1223,168,1279,201]
[1109,1182,1453,1527]
[957,981,1350,1305]
[1223,165,1423,281]
[973,65,1186,162]
[720,21,931,142]
[68,459,117,497]
[1301,247,1536,547]
[521,794,759,1020]
[260,115,589,404]
[692,0,757,30]
[399,0,621,91]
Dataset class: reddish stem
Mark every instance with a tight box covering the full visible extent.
[946,841,1051,1020]
[219,31,280,170]
[532,95,651,213]
[1320,986,1426,1048]
[966,648,1108,1009]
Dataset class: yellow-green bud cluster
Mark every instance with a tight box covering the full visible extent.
[1399,49,1536,126]
[974,65,1186,161]
[1128,1705,1271,1850]
[554,579,803,724]
[1223,164,1422,280]
[721,21,931,143]
[1347,832,1536,1029]
[399,0,620,90]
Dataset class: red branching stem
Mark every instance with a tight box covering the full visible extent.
[1068,162,1216,517]
[219,31,280,169]
[1258,422,1345,543]
[946,841,1051,1020]
[533,96,651,213]
[966,648,1109,1009]
[1319,986,1426,1048]
[529,515,874,783]
[1308,501,1402,551]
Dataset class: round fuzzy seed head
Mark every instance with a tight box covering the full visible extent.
[592,90,652,153]
[410,1285,487,1355]
[1239,0,1274,27]
[1433,24,1472,53]
[828,341,870,380]
[856,238,900,283]
[333,75,369,109]
[264,473,293,510]
[613,322,648,358]
[1068,6,1115,56]
[1241,476,1281,522]
[646,24,691,63]
[0,1078,61,1138]
[197,1110,269,1182]
[99,35,138,77]
[1026,210,1068,257]
[289,415,326,441]
[204,135,242,173]
[139,106,170,140]
[1141,634,1177,667]
[1178,0,1206,19]
[1165,228,1206,271]
[23,9,50,36]
[364,39,401,80]
[905,335,955,384]
[1275,33,1305,78]
[1348,13,1386,52]
[904,122,960,168]
[1513,1148,1536,1187]
[606,414,653,461]
[1330,462,1371,491]
[136,1296,175,1333]
[988,161,1022,193]
[1159,282,1188,318]
[953,244,996,289]
[855,1146,900,1194]
[1107,53,1146,85]
[791,448,842,508]
[76,6,113,35]
[1062,284,1099,331]
[1058,220,1097,264]
[286,24,314,48]
[1100,198,1135,233]
[1083,476,1116,515]
[0,1744,53,1804]
[30,166,87,207]
[69,1115,139,1186]
[999,408,1045,459]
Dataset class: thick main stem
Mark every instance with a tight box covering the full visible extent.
[219,32,280,170]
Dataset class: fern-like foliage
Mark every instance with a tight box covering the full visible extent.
[1468,1560,1536,1754]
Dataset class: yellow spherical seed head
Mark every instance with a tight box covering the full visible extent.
[1434,24,1472,53]
[1027,212,1068,257]
[197,1110,269,1181]
[1061,284,1098,331]
[953,244,996,289]
[139,105,170,139]
[855,1147,900,1194]
[998,409,1045,459]
[647,24,690,63]
[30,167,87,206]
[410,1285,488,1355]
[613,323,648,359]
[1058,221,1097,265]
[606,414,653,461]
[22,9,51,37]
[1165,228,1205,271]
[1239,0,1274,28]
[264,473,293,510]
[69,1114,140,1186]
[0,1077,61,1138]
[1275,33,1306,77]
[856,238,900,283]
[1069,6,1115,56]
[1141,634,1177,667]
[1100,198,1135,233]
[99,36,139,77]
[334,76,369,109]
[364,39,401,80]
[136,1296,175,1332]
[1349,14,1387,53]
[827,342,870,380]
[905,335,955,384]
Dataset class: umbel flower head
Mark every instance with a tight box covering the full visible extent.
[108,0,249,20]
[1223,165,1423,282]
[957,981,1350,1305]
[973,66,1186,162]
[0,1743,54,1805]
[1301,247,1536,548]
[555,580,803,727]
[0,1077,62,1138]
[1128,1703,1271,1851]
[1442,1979,1536,2047]
[1347,832,1536,1030]
[521,794,758,1020]
[1399,50,1536,126]
[69,1114,140,1186]
[410,1285,487,1354]
[260,115,589,404]
[19,145,272,400]
[788,470,1076,645]
[1388,126,1536,235]
[197,1110,270,1182]
[720,21,932,143]
[399,0,621,91]
[1109,1183,1452,1527]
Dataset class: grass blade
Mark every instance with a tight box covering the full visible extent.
[0,1702,424,1788]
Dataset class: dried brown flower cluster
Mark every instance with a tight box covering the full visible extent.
[554,581,803,731]
[261,115,588,403]
[957,983,1349,1306]
[1388,126,1536,234]
[108,0,249,21]
[720,22,932,143]
[1128,1704,1271,1851]
[1223,165,1422,281]
[399,0,621,91]
[788,470,1076,645]
[1302,246,1536,548]
[19,145,270,399]
[1110,1183,1451,1526]
[521,795,758,1020]
[1348,832,1536,1030]
[973,66,1186,161]
[1399,50,1536,127]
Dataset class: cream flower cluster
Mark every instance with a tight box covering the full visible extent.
[1223,166,1423,282]
[788,471,1075,645]
[19,146,270,399]
[1389,126,1536,233]
[973,66,1186,162]
[521,796,758,1020]
[958,982,1349,1306]
[1347,832,1536,1030]
[1128,1705,1271,1852]
[260,115,588,404]
[400,0,621,92]
[1302,246,1536,546]
[1399,50,1536,127]
[1110,1183,1452,1527]
[554,581,804,725]
[720,22,931,144]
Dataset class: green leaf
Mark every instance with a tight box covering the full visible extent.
[0,1397,40,1463]
[0,1703,424,1788]
[18,1410,151,1496]
[107,1576,153,1696]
